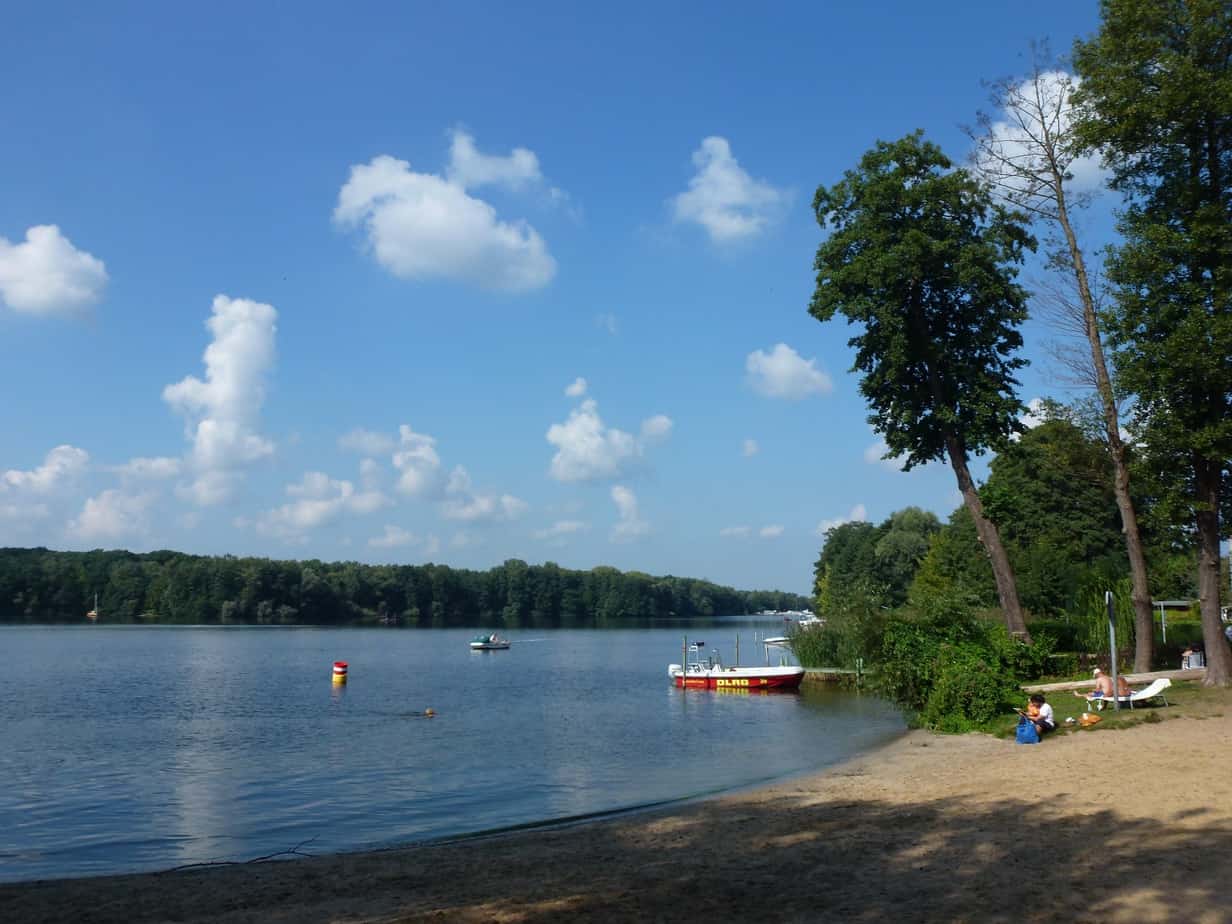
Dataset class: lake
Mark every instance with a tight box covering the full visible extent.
[0,619,904,883]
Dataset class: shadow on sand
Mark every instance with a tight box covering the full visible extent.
[3,780,1229,923]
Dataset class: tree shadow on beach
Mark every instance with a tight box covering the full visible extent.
[6,780,1231,924]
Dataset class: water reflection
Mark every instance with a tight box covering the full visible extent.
[0,625,903,883]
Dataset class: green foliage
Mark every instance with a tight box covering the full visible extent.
[875,608,1054,732]
[1073,0,1232,673]
[981,418,1128,614]
[0,547,808,627]
[907,506,997,612]
[810,132,1035,470]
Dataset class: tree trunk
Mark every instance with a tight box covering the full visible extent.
[944,433,1030,640]
[1055,192,1156,671]
[1194,455,1230,686]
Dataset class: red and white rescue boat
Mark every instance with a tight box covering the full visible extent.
[668,640,804,691]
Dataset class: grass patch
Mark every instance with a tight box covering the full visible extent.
[982,681,1232,739]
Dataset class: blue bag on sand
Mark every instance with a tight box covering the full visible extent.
[1016,716,1039,745]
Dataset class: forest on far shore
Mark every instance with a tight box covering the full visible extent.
[0,547,810,628]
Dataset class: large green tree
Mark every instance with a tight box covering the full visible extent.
[810,132,1035,638]
[971,49,1156,670]
[1073,0,1232,685]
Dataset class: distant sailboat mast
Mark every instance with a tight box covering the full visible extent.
[86,593,99,621]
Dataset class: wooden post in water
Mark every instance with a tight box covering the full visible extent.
[735,633,740,666]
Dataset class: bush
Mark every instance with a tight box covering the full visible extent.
[873,608,1051,732]
[920,642,1022,732]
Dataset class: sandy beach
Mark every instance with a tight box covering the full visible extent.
[5,706,1231,924]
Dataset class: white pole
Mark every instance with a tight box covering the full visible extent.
[1107,591,1121,712]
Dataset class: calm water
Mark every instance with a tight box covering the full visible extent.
[0,620,904,883]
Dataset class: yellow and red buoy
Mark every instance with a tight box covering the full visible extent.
[332,660,348,684]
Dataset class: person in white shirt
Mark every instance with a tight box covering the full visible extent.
[1027,694,1055,735]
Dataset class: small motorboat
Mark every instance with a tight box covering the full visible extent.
[469,633,511,650]
[668,640,803,691]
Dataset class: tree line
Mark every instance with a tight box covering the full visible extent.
[807,0,1232,684]
[0,547,809,627]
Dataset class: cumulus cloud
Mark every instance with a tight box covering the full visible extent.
[742,439,759,457]
[68,490,155,541]
[392,424,443,497]
[333,141,557,291]
[534,519,586,540]
[163,295,277,506]
[746,343,832,399]
[974,70,1105,200]
[547,398,673,483]
[759,525,784,539]
[369,524,415,549]
[113,456,181,480]
[565,377,588,398]
[610,485,649,542]
[639,415,673,442]
[0,445,89,525]
[339,428,397,455]
[671,137,789,243]
[816,504,868,536]
[0,225,108,316]
[719,526,751,538]
[446,129,542,191]
[440,465,528,523]
[864,437,906,471]
[254,471,387,541]
[1019,397,1047,432]
[3,445,89,493]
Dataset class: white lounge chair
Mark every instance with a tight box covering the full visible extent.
[1086,677,1171,711]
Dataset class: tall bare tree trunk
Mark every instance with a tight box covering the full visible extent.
[945,434,1030,640]
[1194,456,1231,686]
[1055,198,1155,671]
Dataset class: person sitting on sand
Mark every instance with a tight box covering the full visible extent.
[1025,693,1055,736]
[1074,667,1115,702]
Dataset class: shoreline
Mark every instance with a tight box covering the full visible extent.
[6,710,1231,922]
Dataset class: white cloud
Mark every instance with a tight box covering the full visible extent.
[1019,397,1046,432]
[392,424,443,497]
[333,151,556,292]
[68,490,155,541]
[639,415,673,442]
[0,444,89,526]
[610,485,649,542]
[671,137,789,243]
[3,445,89,493]
[0,225,108,316]
[816,504,868,536]
[719,526,751,538]
[535,519,586,540]
[254,471,387,540]
[113,456,181,480]
[440,465,528,523]
[369,524,415,549]
[339,428,397,455]
[975,70,1105,199]
[864,437,907,471]
[565,377,588,398]
[163,295,277,505]
[446,129,542,191]
[759,525,784,539]
[742,439,759,457]
[547,398,673,483]
[746,343,832,399]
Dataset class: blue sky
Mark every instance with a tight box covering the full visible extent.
[1,1,1106,594]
